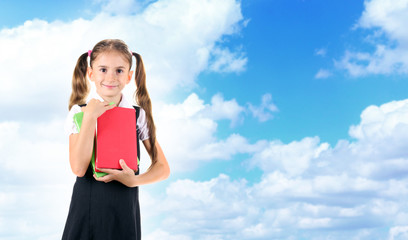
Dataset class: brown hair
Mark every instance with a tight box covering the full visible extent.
[68,39,158,164]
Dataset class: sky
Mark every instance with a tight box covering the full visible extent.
[1,0,408,239]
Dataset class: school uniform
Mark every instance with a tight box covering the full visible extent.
[62,93,148,240]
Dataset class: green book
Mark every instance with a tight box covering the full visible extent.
[73,112,108,178]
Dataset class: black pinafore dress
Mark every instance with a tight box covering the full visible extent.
[62,106,141,240]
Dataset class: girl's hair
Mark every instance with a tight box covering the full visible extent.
[69,39,158,164]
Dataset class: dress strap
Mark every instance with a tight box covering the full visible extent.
[133,106,141,175]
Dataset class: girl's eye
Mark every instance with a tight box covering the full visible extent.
[117,69,123,74]
[100,68,107,73]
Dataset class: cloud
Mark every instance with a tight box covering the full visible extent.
[349,99,408,143]
[336,0,408,76]
[209,47,247,73]
[203,93,245,125]
[154,92,266,172]
[148,174,255,239]
[315,47,327,57]
[141,97,408,239]
[250,136,330,176]
[388,226,408,240]
[0,119,75,239]
[145,229,192,240]
[247,93,278,122]
[315,68,332,79]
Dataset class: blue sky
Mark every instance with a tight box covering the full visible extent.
[1,0,408,239]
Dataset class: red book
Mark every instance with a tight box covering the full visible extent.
[96,107,138,172]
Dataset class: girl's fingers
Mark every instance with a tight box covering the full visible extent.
[94,161,134,186]
[94,174,111,182]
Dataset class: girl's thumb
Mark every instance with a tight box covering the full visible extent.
[119,159,130,170]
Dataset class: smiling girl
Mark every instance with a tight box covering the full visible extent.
[62,39,170,240]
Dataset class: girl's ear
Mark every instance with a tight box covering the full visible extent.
[127,70,134,84]
[87,67,93,81]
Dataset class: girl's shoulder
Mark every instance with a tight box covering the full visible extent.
[64,105,82,136]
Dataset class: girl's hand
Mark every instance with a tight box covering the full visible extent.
[93,159,137,187]
[82,98,116,120]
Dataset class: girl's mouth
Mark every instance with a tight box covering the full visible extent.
[102,84,118,89]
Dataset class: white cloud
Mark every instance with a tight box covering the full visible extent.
[347,99,408,178]
[248,93,278,122]
[209,47,247,73]
[250,137,329,176]
[153,174,257,238]
[140,98,408,239]
[154,92,266,172]
[203,93,245,126]
[315,68,332,79]
[358,0,408,40]
[349,99,408,142]
[145,229,192,240]
[337,0,408,76]
[0,119,75,239]
[315,47,327,57]
[151,91,279,172]
[389,226,408,240]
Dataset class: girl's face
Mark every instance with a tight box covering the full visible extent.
[88,51,133,101]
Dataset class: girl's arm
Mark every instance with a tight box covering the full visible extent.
[69,99,115,177]
[94,139,170,187]
[137,140,170,185]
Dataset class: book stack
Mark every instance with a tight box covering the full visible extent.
[73,107,138,178]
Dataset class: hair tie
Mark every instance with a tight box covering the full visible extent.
[87,50,92,67]
[129,50,135,72]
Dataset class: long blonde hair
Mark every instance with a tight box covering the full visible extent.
[68,39,158,163]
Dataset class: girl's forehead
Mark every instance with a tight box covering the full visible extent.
[94,50,130,66]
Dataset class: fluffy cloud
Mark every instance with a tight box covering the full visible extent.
[0,120,74,239]
[315,47,327,57]
[209,47,247,73]
[142,98,408,240]
[153,92,266,172]
[336,0,408,76]
[247,93,278,122]
[250,136,329,176]
[315,68,332,79]
[388,226,408,240]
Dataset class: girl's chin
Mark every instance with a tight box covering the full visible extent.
[96,91,121,99]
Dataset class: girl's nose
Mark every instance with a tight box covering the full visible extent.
[107,71,117,81]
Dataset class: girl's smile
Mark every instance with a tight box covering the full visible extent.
[102,83,119,89]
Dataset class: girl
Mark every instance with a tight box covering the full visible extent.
[62,39,170,240]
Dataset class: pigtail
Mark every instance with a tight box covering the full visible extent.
[69,52,90,110]
[132,52,158,165]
